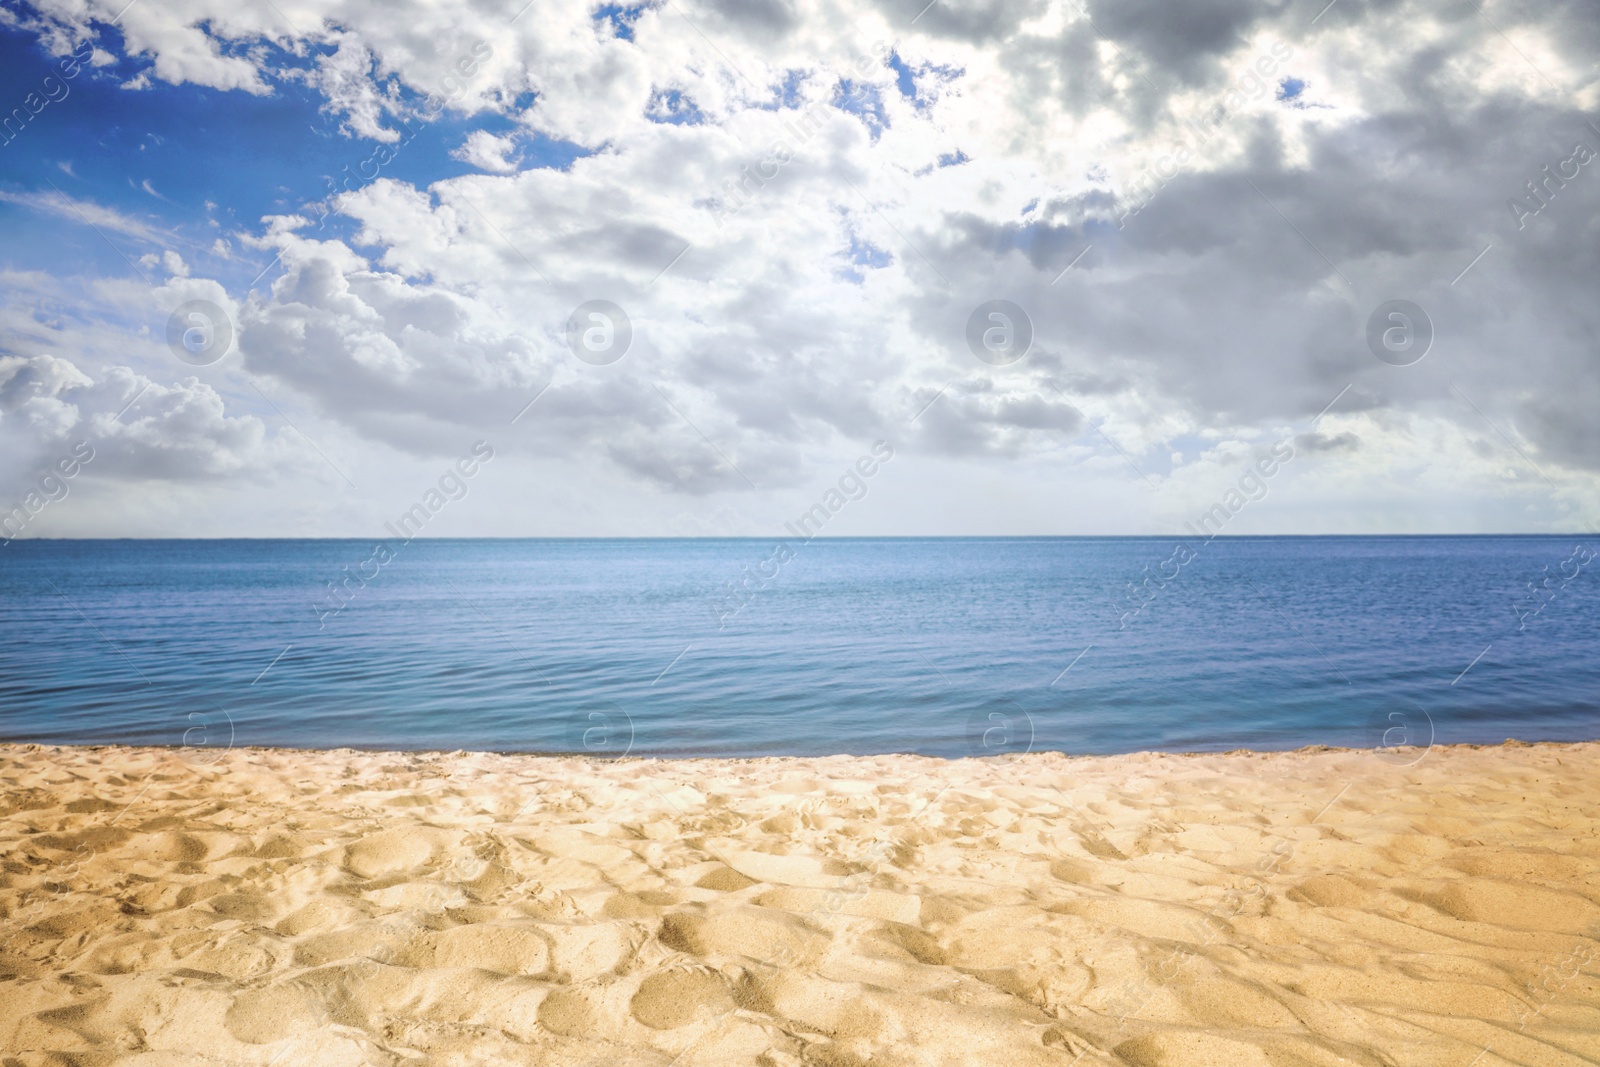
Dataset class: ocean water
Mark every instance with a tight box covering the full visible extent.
[0,537,1596,759]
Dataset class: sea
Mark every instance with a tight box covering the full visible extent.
[1,537,1596,759]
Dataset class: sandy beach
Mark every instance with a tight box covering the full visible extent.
[2,741,1597,1066]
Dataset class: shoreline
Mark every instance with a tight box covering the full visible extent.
[4,740,1597,1064]
[0,735,1588,763]
[8,532,1600,540]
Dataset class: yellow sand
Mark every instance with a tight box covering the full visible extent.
[2,742,1598,1067]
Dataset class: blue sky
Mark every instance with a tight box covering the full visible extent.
[0,0,1596,538]
[0,24,588,293]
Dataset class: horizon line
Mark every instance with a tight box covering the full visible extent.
[4,532,1598,543]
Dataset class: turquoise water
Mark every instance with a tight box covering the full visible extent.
[0,537,1595,757]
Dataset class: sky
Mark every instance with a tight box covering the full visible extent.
[0,0,1596,538]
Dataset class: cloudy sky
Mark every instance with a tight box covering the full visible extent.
[0,0,1596,537]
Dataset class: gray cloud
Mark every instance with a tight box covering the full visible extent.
[0,357,284,483]
[1088,0,1266,82]
[1294,430,1359,453]
[2,0,1597,533]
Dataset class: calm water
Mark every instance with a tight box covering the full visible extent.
[0,537,1596,758]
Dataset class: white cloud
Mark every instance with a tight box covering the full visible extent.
[2,0,1598,533]
[0,189,171,247]
[452,130,521,174]
[0,354,282,480]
